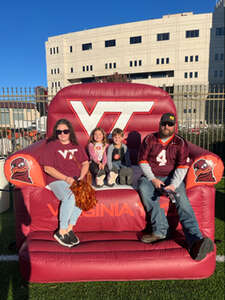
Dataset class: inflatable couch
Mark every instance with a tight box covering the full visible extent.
[4,82,224,282]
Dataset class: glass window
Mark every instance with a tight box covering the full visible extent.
[90,65,93,71]
[58,81,60,87]
[130,36,142,44]
[113,62,116,68]
[51,69,53,74]
[215,53,219,60]
[105,39,116,47]
[166,57,169,64]
[13,109,24,121]
[184,72,188,78]
[219,70,223,77]
[214,70,218,77]
[195,55,199,62]
[56,47,59,53]
[157,33,170,41]
[161,58,164,64]
[134,60,137,67]
[53,48,55,54]
[105,63,108,69]
[220,53,224,60]
[186,30,199,38]
[130,61,133,67]
[216,27,225,36]
[86,66,89,71]
[194,72,198,78]
[82,43,92,51]
[109,63,112,69]
[50,48,52,55]
[70,67,73,73]
[70,46,73,53]
[57,68,60,73]
[156,58,160,64]
[185,56,188,62]
[139,60,142,66]
[190,56,193,62]
[0,108,10,123]
[82,66,85,72]
[189,72,193,78]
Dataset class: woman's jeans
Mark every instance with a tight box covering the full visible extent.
[138,176,203,247]
[49,180,82,230]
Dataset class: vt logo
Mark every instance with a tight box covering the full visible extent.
[69,100,154,135]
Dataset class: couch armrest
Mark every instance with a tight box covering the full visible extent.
[186,142,224,190]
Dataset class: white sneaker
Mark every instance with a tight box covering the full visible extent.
[107,171,118,187]
[96,174,105,187]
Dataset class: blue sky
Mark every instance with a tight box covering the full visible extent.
[0,0,216,87]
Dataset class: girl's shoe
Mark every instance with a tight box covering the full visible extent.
[107,171,118,187]
[96,174,105,187]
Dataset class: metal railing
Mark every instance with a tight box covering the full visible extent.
[0,85,224,161]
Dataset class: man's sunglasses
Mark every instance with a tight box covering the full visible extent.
[56,129,70,135]
[161,122,175,127]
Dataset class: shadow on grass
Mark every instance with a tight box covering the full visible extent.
[215,191,225,222]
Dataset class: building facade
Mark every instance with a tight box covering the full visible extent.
[45,0,224,90]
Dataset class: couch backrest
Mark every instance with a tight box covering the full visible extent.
[47,83,176,148]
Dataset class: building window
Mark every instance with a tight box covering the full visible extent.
[130,61,132,67]
[139,60,142,66]
[70,46,73,53]
[194,72,198,78]
[57,68,60,73]
[185,56,188,62]
[195,55,199,62]
[190,56,193,62]
[58,82,60,87]
[184,72,188,78]
[70,67,74,73]
[216,27,225,36]
[86,66,89,71]
[220,53,224,60]
[215,53,219,60]
[156,58,160,64]
[0,108,10,123]
[56,47,59,53]
[130,36,142,44]
[166,57,169,64]
[157,32,170,41]
[51,69,53,75]
[105,39,116,47]
[219,70,223,77]
[189,72,193,78]
[186,30,199,38]
[161,58,164,64]
[83,66,85,72]
[214,70,218,77]
[82,43,92,51]
[105,63,108,69]
[113,62,116,68]
[50,48,52,55]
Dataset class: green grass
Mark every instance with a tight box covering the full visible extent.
[0,179,224,300]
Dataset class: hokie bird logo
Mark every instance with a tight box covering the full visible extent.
[193,159,216,183]
[10,157,33,184]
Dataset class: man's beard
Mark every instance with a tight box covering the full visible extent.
[159,127,175,138]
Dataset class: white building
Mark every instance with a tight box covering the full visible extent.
[45,0,224,90]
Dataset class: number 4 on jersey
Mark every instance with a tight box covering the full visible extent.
[156,149,167,166]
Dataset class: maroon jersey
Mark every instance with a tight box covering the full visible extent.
[39,140,88,184]
[139,133,190,177]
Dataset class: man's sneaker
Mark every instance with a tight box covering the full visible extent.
[53,231,73,248]
[67,230,80,246]
[190,237,214,261]
[140,233,166,244]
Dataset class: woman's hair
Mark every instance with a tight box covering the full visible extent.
[88,127,107,146]
[47,119,78,145]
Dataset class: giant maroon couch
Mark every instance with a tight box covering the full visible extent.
[4,83,224,282]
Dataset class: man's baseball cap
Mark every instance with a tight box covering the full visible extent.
[160,113,176,125]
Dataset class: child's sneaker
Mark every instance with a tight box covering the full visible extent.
[53,231,73,247]
[67,230,80,246]
[96,174,105,187]
[107,171,118,187]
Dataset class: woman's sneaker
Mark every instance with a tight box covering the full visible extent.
[107,171,118,187]
[96,174,105,187]
[67,230,80,246]
[53,231,74,248]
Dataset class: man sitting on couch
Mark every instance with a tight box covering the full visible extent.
[138,112,214,261]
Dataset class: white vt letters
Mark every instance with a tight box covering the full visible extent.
[58,149,78,159]
[70,101,154,135]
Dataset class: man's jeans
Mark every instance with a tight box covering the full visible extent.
[138,176,203,247]
[49,180,82,230]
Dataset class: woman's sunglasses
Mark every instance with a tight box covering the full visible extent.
[160,122,175,127]
[56,129,70,135]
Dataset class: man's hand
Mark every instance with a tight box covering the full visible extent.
[164,184,175,192]
[151,178,165,189]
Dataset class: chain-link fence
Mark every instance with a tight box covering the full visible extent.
[0,85,224,162]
